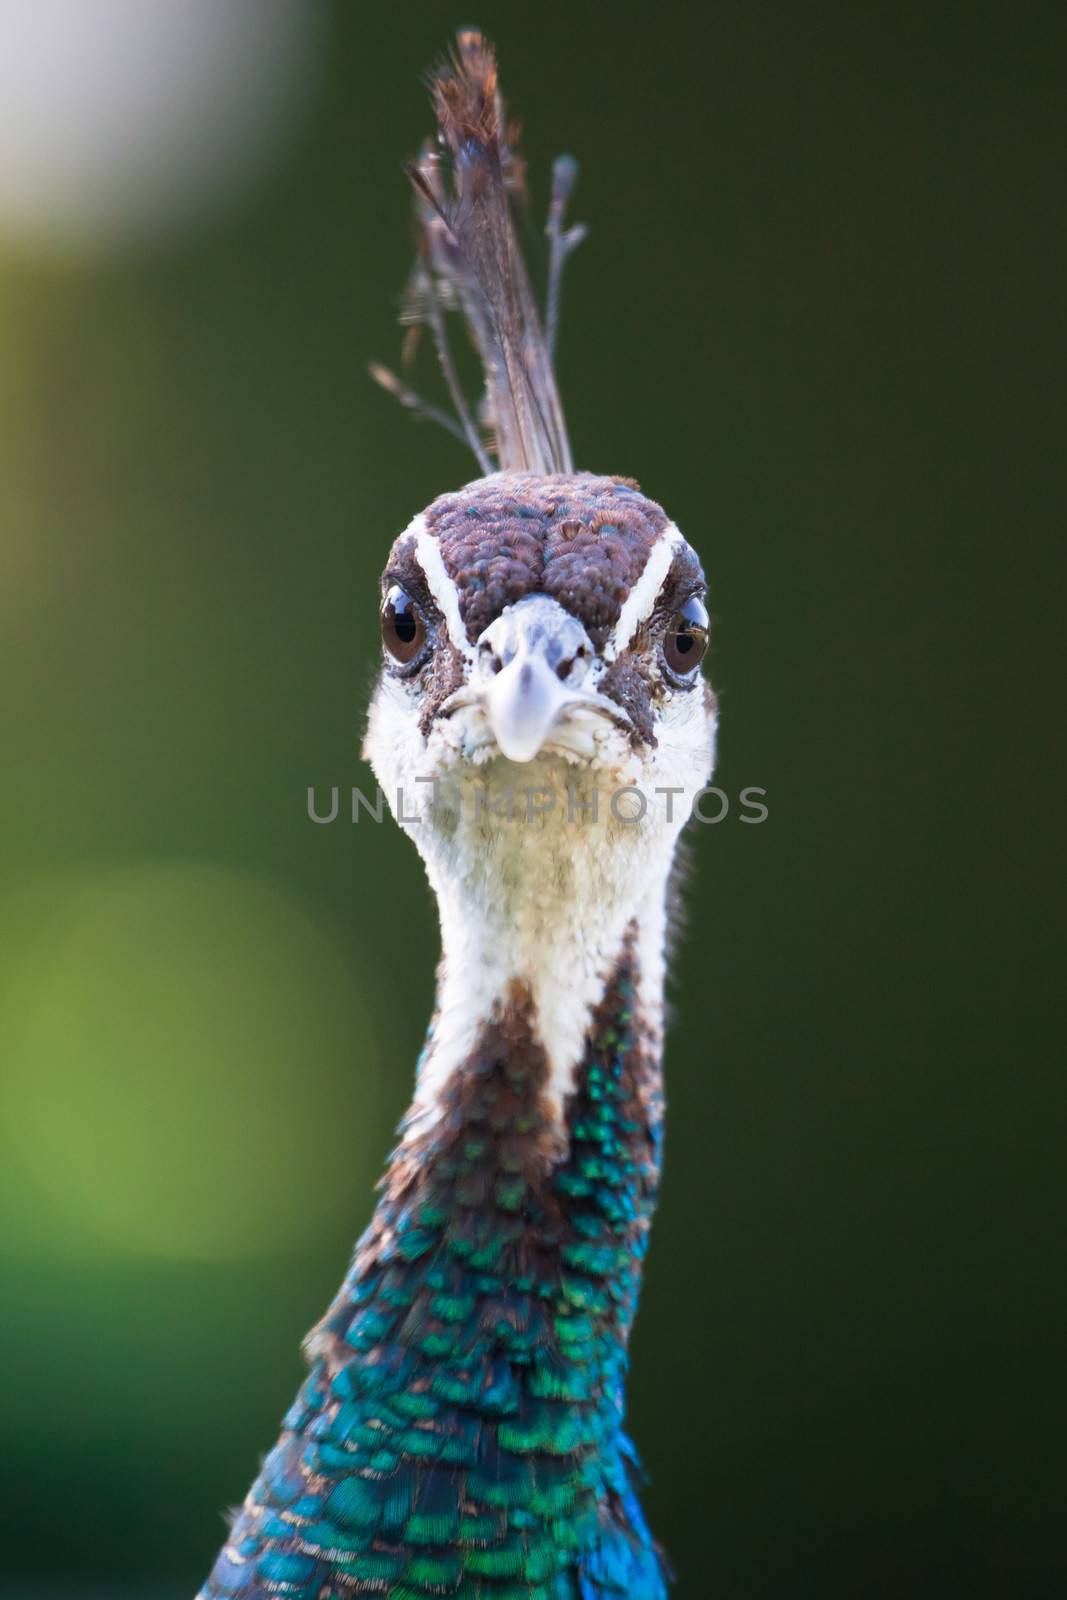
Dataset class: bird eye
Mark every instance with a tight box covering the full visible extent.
[380,584,427,664]
[663,596,709,678]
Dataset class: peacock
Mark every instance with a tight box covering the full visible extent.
[200,30,717,1600]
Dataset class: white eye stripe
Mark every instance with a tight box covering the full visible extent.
[603,522,685,662]
[411,515,478,661]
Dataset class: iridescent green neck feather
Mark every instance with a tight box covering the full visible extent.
[200,941,670,1599]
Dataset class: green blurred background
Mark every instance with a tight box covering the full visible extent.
[0,2,1061,1595]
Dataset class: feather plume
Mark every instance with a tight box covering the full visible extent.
[372,29,584,475]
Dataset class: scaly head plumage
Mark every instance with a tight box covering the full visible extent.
[365,471,716,807]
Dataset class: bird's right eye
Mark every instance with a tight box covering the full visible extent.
[662,595,709,679]
[380,585,427,664]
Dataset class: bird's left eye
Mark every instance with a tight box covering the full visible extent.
[381,585,428,664]
[663,596,710,678]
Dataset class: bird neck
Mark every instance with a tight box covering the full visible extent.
[302,932,665,1576]
[403,764,677,1143]
[311,925,664,1405]
[301,802,678,1569]
[323,793,679,1368]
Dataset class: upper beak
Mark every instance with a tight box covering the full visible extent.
[474,595,597,763]
[485,652,574,762]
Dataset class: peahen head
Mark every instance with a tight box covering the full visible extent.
[364,27,716,818]
[364,470,716,819]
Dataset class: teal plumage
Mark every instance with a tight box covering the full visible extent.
[200,960,669,1600]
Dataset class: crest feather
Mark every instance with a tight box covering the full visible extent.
[372,29,585,476]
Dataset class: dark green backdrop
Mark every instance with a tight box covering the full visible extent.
[1,3,1062,1595]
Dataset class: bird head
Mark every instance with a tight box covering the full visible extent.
[364,471,717,840]
[364,37,716,865]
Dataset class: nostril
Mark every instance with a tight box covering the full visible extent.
[555,643,588,682]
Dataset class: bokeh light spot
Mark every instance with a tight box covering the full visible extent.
[0,862,379,1260]
[0,0,324,253]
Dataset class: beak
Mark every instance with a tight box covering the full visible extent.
[475,596,595,763]
[486,657,573,762]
